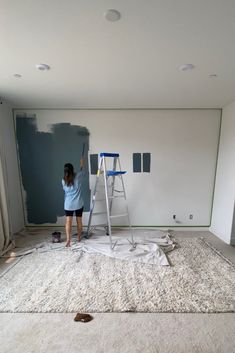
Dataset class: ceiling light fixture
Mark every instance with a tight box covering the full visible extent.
[179,64,195,71]
[104,9,121,22]
[13,73,22,78]
[36,63,50,71]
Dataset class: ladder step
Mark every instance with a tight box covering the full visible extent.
[100,153,119,157]
[110,213,128,219]
[89,224,108,228]
[107,171,126,176]
[94,195,125,201]
[92,212,107,216]
[97,184,113,188]
[110,195,125,199]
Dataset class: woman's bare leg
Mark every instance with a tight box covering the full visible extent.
[76,217,83,242]
[65,216,73,247]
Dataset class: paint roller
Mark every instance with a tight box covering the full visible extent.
[77,128,89,170]
[80,142,85,170]
[82,142,85,157]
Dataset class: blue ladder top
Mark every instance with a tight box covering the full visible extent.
[107,170,127,176]
[100,152,119,157]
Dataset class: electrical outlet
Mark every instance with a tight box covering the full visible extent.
[189,214,193,220]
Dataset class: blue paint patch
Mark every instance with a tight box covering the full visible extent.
[143,153,151,172]
[133,153,141,172]
[90,154,98,175]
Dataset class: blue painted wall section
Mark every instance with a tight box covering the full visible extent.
[16,115,90,224]
[90,154,98,175]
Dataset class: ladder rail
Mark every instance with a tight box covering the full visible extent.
[109,156,117,215]
[87,156,103,235]
[118,157,135,247]
[103,156,113,249]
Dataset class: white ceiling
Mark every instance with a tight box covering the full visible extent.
[1,0,235,108]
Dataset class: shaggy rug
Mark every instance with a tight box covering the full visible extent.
[0,238,235,313]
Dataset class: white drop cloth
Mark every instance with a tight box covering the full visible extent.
[73,230,176,266]
[4,229,176,266]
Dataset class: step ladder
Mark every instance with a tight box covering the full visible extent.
[87,153,135,250]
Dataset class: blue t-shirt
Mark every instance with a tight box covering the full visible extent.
[62,171,84,211]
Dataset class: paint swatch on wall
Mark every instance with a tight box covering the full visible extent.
[143,153,151,172]
[90,154,98,175]
[133,153,141,172]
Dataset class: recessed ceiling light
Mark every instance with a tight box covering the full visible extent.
[104,9,121,22]
[208,74,218,78]
[14,73,22,78]
[36,63,50,71]
[179,64,195,71]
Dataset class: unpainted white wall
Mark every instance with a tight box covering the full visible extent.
[0,101,24,233]
[15,109,220,227]
[210,101,235,244]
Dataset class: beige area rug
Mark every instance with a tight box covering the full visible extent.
[0,237,235,313]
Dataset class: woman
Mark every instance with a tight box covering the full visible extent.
[62,159,84,247]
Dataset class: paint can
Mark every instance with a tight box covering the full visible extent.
[52,231,61,243]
